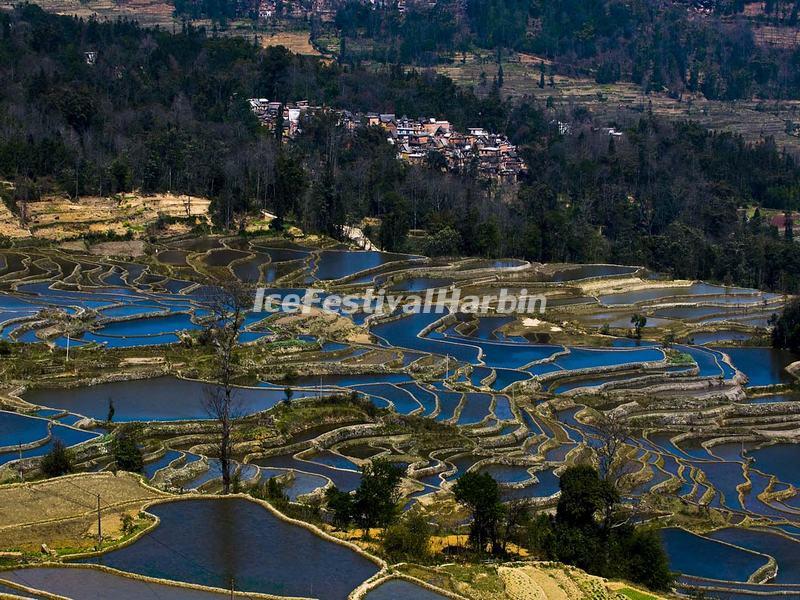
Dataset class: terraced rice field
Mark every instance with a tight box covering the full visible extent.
[0,236,797,598]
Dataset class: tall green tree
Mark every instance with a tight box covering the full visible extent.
[325,486,355,528]
[325,459,403,531]
[352,459,404,530]
[453,471,505,554]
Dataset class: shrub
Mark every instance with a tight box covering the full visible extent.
[618,526,674,592]
[40,439,74,477]
[121,513,136,536]
[381,512,432,562]
[264,476,288,502]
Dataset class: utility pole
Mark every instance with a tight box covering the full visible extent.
[230,577,235,599]
[96,494,102,550]
[17,444,23,482]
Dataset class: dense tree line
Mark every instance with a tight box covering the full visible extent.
[504,119,800,292]
[452,466,673,592]
[163,0,800,99]
[0,6,505,223]
[4,7,800,292]
[334,0,466,66]
[527,465,673,591]
[772,298,800,352]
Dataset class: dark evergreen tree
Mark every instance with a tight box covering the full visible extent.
[112,427,144,473]
[40,440,74,478]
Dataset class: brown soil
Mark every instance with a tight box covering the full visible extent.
[0,472,169,553]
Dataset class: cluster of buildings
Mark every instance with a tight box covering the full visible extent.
[248,99,317,137]
[257,0,336,21]
[373,115,527,182]
[247,99,527,182]
[255,0,435,21]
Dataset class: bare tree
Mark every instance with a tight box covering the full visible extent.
[592,408,631,486]
[588,408,644,539]
[201,278,252,494]
[500,498,530,554]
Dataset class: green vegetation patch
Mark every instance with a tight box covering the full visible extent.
[618,587,657,600]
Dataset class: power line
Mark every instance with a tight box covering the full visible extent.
[60,477,111,508]
[20,480,96,512]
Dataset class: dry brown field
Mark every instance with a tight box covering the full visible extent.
[435,50,800,155]
[0,472,169,553]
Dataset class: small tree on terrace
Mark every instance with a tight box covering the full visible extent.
[106,397,115,424]
[201,278,252,494]
[112,425,144,473]
[630,313,647,339]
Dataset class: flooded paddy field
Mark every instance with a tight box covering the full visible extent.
[22,376,322,422]
[79,498,379,599]
[0,242,799,599]
[0,567,237,600]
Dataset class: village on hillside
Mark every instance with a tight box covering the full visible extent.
[248,98,528,182]
[256,0,435,21]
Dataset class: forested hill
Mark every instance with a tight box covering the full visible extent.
[2,5,800,292]
[332,0,800,100]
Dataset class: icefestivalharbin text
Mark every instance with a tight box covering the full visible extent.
[252,288,547,315]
